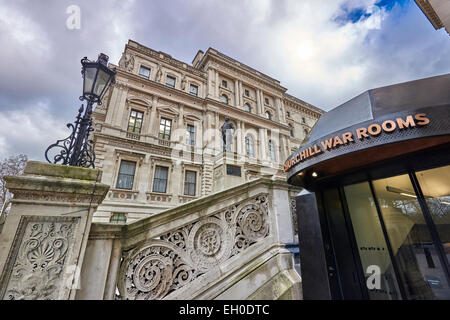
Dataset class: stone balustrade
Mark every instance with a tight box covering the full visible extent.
[76,178,302,300]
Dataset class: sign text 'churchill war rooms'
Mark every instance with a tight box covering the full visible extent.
[283,113,430,172]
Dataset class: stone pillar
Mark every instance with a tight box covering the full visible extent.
[256,89,262,115]
[234,79,239,107]
[239,81,243,107]
[148,95,158,135]
[259,128,267,160]
[215,70,219,98]
[0,162,109,300]
[236,121,242,155]
[207,69,214,98]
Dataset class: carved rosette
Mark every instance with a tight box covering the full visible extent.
[187,217,234,271]
[0,216,79,300]
[121,241,196,300]
[119,194,270,300]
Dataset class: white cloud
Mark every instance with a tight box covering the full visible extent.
[0,103,69,161]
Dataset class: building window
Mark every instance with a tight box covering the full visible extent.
[186,124,196,146]
[302,117,306,123]
[221,94,229,104]
[139,66,150,79]
[244,103,251,113]
[244,89,250,97]
[221,80,227,88]
[289,124,294,137]
[265,111,271,120]
[286,111,290,118]
[269,140,276,161]
[116,160,136,190]
[184,170,197,196]
[159,117,172,140]
[246,135,254,157]
[189,84,198,96]
[110,213,127,224]
[127,109,144,134]
[264,97,269,105]
[152,166,169,193]
[166,75,176,88]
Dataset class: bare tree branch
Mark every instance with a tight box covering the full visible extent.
[0,154,28,222]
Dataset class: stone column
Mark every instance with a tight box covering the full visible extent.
[215,70,219,98]
[259,128,267,160]
[207,68,214,98]
[256,89,262,115]
[236,121,242,155]
[0,162,109,300]
[234,79,239,107]
[148,95,159,135]
[114,87,129,128]
[239,81,243,106]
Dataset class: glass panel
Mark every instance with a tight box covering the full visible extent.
[83,66,96,95]
[166,76,175,87]
[344,182,401,300]
[416,165,450,266]
[189,84,198,96]
[139,66,150,78]
[116,160,135,190]
[373,174,450,299]
[128,110,143,133]
[153,166,168,193]
[184,170,196,196]
[93,68,109,97]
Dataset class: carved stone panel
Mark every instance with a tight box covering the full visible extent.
[118,194,270,300]
[0,216,80,300]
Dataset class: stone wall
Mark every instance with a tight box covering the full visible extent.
[76,178,302,300]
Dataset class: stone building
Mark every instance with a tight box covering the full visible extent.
[415,0,450,35]
[92,40,324,224]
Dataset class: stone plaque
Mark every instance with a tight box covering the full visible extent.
[226,164,241,177]
[0,215,80,300]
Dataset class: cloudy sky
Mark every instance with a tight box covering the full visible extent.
[0,0,449,161]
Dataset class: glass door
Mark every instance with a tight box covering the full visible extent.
[371,173,450,299]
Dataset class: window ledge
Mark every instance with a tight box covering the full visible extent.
[146,191,173,202]
[109,188,139,200]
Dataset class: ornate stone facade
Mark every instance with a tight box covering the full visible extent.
[92,40,324,223]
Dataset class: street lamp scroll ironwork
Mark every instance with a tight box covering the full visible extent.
[45,53,116,168]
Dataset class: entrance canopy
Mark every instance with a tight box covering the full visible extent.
[285,73,450,190]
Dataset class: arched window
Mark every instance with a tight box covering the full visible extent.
[221,94,229,104]
[246,134,254,157]
[244,103,251,113]
[265,111,271,120]
[289,124,294,137]
[268,139,276,161]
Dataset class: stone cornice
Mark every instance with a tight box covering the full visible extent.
[284,93,324,118]
[415,0,444,30]
[204,97,291,133]
[200,52,287,95]
[113,69,206,110]
[126,40,207,79]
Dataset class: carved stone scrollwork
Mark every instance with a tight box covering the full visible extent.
[0,216,79,300]
[121,240,197,300]
[290,197,298,237]
[119,194,270,300]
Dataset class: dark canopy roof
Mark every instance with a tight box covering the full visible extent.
[308,73,450,143]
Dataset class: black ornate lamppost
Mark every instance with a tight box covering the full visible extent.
[45,53,116,168]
